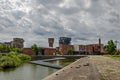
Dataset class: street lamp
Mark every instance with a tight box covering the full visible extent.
[115,40,119,51]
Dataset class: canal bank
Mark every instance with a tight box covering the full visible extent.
[42,56,100,80]
[43,56,120,80]
[0,55,80,80]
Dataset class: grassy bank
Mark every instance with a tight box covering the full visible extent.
[104,54,120,60]
[0,52,31,70]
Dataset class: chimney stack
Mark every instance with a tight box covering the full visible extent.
[99,38,101,46]
[98,38,101,52]
[48,38,54,47]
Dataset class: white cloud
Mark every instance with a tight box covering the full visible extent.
[0,0,120,48]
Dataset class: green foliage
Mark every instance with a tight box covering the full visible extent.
[55,50,61,55]
[10,48,22,53]
[0,44,22,53]
[6,51,18,56]
[5,45,11,52]
[112,55,120,59]
[67,48,73,55]
[106,40,116,54]
[105,54,120,59]
[115,52,120,55]
[0,51,31,70]
[0,54,2,58]
[18,54,31,62]
[31,44,39,55]
[0,56,15,68]
[0,44,3,52]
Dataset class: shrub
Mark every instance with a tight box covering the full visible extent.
[11,55,22,66]
[18,54,31,62]
[115,52,120,55]
[0,54,2,58]
[6,51,18,57]
[67,48,73,55]
[0,51,31,69]
[0,56,15,68]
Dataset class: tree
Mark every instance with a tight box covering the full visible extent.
[67,48,73,55]
[106,40,116,54]
[5,45,11,52]
[31,44,39,55]
[10,48,22,53]
[0,44,3,52]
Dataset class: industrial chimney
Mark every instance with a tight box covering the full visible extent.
[98,38,101,52]
[99,38,101,46]
[48,38,54,47]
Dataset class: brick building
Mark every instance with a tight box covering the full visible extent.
[76,38,104,55]
[48,38,54,47]
[23,37,104,55]
[59,44,74,55]
[58,37,73,55]
[23,48,36,55]
[0,38,24,49]
[43,48,56,55]
[23,47,56,56]
[85,44,104,54]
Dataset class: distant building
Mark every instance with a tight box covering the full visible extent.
[48,38,54,47]
[11,38,24,48]
[59,37,73,54]
[59,44,73,55]
[59,37,71,45]
[76,38,104,55]
[23,37,105,56]
[0,38,24,49]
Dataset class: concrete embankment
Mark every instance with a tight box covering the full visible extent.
[42,56,100,80]
[42,56,120,80]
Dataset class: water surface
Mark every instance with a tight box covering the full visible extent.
[0,58,76,80]
[0,63,58,80]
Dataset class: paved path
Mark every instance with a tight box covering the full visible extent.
[42,56,120,80]
[42,56,100,80]
[90,56,120,80]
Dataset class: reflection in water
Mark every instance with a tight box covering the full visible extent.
[48,59,77,67]
[0,63,58,80]
[0,59,76,80]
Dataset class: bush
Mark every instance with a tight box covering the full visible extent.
[115,52,120,55]
[6,51,18,57]
[0,52,31,69]
[0,54,2,58]
[11,55,22,66]
[67,48,73,55]
[18,54,31,62]
[0,56,15,68]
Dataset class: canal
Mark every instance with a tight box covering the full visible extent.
[0,58,77,80]
[0,63,58,80]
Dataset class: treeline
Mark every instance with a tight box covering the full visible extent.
[0,44,22,53]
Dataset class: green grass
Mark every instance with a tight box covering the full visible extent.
[104,54,120,59]
[112,55,120,59]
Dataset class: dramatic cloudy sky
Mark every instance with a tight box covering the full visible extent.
[0,0,120,48]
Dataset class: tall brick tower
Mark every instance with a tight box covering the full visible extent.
[48,38,54,47]
[98,38,101,52]
[99,38,101,46]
